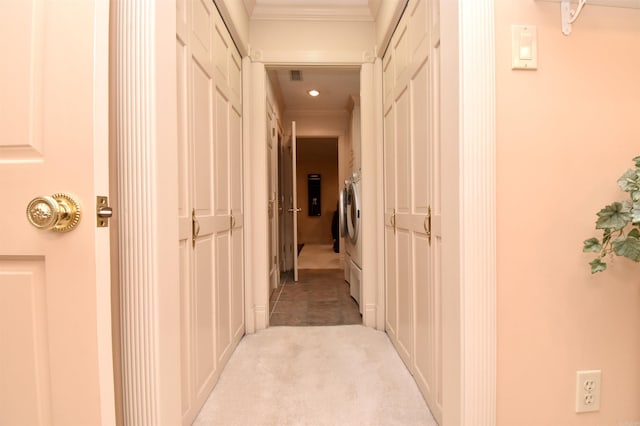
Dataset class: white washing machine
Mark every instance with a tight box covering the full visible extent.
[345,171,362,313]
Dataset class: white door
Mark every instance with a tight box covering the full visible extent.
[0,1,114,425]
[176,0,244,423]
[280,141,294,273]
[383,0,442,422]
[290,122,301,281]
[267,104,279,293]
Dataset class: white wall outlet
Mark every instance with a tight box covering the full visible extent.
[575,370,601,413]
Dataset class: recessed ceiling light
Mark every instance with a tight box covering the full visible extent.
[308,89,320,97]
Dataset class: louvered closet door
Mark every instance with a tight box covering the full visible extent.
[383,0,442,423]
[176,1,244,424]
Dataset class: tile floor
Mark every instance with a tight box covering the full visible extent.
[269,268,362,326]
[297,243,343,269]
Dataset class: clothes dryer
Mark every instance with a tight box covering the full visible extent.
[345,171,362,311]
[339,180,351,283]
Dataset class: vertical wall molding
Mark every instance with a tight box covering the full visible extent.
[115,2,159,424]
[459,0,496,424]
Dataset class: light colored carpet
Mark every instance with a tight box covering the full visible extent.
[193,325,437,426]
[298,244,343,269]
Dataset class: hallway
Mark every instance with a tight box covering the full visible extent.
[270,268,361,326]
[192,325,437,425]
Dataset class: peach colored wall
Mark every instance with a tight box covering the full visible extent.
[249,20,375,55]
[496,2,640,425]
[296,138,339,244]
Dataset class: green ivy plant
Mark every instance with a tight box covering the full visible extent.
[583,156,640,273]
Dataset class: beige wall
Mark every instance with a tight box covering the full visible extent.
[296,138,339,244]
[249,20,375,55]
[496,2,640,425]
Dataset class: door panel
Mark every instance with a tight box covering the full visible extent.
[384,106,396,214]
[193,62,214,212]
[231,227,245,337]
[0,260,50,425]
[215,90,230,215]
[291,122,299,281]
[395,89,411,212]
[216,232,231,361]
[412,59,430,213]
[178,1,244,424]
[267,101,278,294]
[0,1,111,424]
[396,229,413,365]
[195,237,215,394]
[383,0,442,423]
[384,227,397,336]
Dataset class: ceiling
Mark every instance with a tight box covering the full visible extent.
[242,0,381,21]
[267,67,360,112]
[245,1,368,112]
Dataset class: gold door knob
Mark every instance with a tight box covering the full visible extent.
[26,193,81,232]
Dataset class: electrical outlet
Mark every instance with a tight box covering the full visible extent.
[576,370,601,413]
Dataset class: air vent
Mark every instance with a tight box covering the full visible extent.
[290,70,303,81]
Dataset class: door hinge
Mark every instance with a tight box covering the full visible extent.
[96,196,113,228]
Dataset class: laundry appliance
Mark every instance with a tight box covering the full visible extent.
[341,171,362,312]
[339,181,351,284]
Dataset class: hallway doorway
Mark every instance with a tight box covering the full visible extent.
[266,67,362,326]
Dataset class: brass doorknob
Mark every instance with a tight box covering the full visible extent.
[26,193,81,232]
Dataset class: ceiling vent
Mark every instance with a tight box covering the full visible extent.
[290,70,303,81]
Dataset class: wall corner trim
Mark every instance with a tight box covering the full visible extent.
[459,0,497,424]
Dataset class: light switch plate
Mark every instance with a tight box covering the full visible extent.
[512,25,538,70]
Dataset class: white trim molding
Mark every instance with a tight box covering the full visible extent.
[248,48,375,66]
[459,0,497,423]
[248,5,377,22]
[440,0,496,424]
[114,1,181,424]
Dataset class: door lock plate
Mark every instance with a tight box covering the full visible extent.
[97,196,113,227]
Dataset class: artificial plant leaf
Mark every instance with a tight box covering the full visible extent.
[596,202,631,231]
[629,227,640,239]
[632,190,640,202]
[612,234,640,262]
[633,156,640,168]
[618,168,639,192]
[589,258,607,274]
[633,201,640,224]
[582,238,602,253]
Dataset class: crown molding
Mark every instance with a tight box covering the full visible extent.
[284,108,350,117]
[249,5,376,21]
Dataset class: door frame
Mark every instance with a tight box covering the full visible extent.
[112,0,497,425]
[243,55,384,332]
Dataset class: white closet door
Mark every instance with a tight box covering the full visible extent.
[291,122,300,282]
[267,102,279,293]
[177,1,244,424]
[383,0,442,423]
